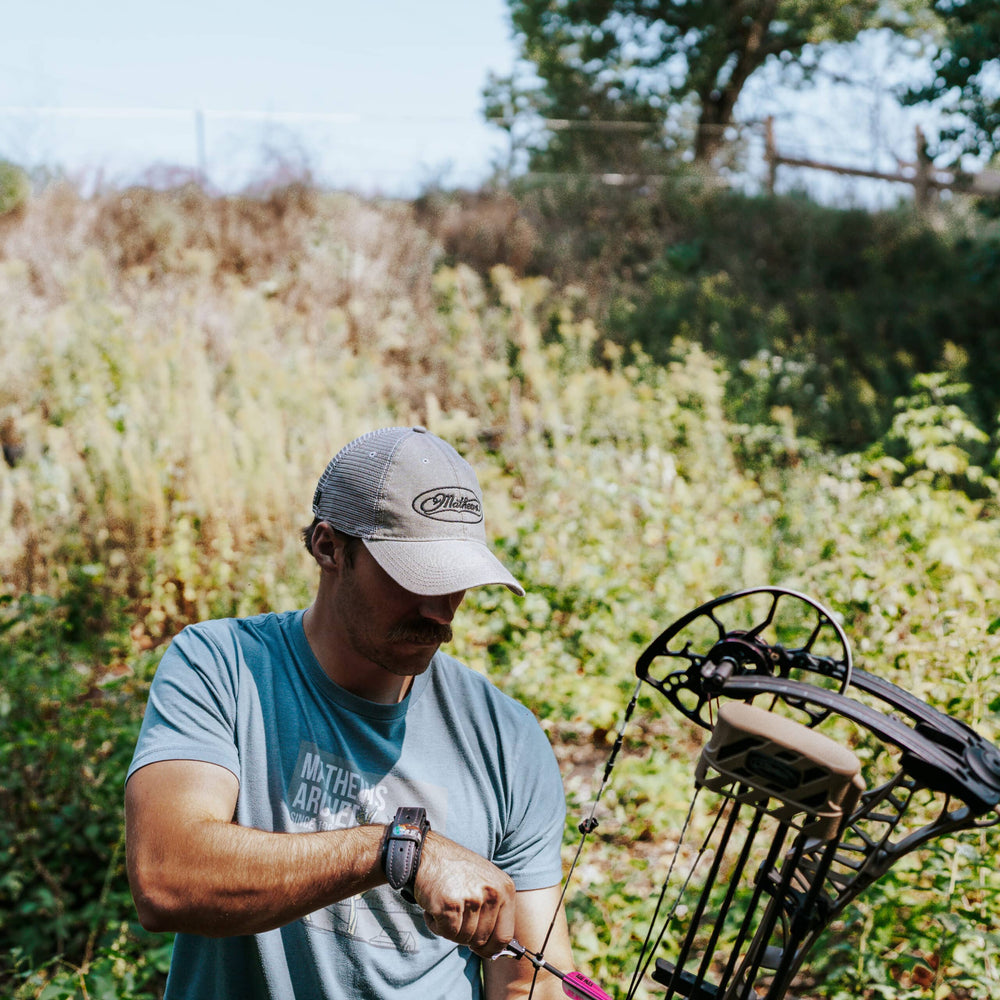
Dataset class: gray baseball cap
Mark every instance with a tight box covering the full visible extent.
[311,426,525,597]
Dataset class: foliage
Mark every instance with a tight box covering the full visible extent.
[0,590,171,999]
[0,161,30,217]
[863,371,996,494]
[905,0,1000,168]
[487,0,930,171]
[423,177,1000,453]
[1,181,999,998]
[625,193,1000,451]
[807,839,1000,1000]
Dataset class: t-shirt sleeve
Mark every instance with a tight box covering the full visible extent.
[126,623,242,784]
[493,708,567,891]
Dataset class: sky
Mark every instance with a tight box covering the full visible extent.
[0,0,518,194]
[0,1,946,205]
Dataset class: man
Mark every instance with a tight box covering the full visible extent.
[125,425,574,999]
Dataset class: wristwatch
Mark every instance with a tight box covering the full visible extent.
[381,806,430,903]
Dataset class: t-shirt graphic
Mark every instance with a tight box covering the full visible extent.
[287,742,448,953]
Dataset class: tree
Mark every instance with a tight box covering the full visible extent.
[487,0,930,173]
[904,0,1000,167]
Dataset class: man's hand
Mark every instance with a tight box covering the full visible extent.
[413,831,517,957]
[483,886,575,1000]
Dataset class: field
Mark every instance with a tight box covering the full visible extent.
[1,178,999,999]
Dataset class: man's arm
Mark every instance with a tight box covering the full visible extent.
[125,757,521,948]
[125,758,388,936]
[482,886,576,1000]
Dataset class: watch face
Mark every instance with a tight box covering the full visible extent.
[391,822,423,838]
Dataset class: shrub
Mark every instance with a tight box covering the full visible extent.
[0,161,30,217]
[0,588,169,998]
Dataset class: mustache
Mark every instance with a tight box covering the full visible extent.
[387,621,453,645]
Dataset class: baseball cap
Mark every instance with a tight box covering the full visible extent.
[311,426,525,597]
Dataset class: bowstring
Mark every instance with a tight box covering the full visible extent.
[527,679,644,998]
[625,789,708,999]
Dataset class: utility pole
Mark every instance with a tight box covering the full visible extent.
[195,109,207,185]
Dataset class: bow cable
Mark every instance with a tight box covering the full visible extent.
[526,678,644,998]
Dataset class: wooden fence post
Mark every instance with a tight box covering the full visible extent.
[914,126,931,211]
[765,116,777,195]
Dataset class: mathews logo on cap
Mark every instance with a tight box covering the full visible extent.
[412,487,483,523]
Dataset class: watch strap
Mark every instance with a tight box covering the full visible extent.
[381,807,430,903]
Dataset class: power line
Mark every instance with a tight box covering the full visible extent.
[0,106,487,124]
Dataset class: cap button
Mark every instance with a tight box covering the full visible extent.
[412,426,427,433]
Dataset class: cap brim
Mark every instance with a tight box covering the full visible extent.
[363,538,525,597]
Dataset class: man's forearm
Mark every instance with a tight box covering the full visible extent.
[127,761,523,948]
[129,818,386,937]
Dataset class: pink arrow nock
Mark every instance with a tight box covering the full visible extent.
[492,938,613,1000]
[562,969,613,1000]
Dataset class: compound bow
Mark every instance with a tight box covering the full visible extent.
[515,587,1000,1000]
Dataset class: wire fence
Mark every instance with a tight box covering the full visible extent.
[0,103,986,209]
[0,105,510,196]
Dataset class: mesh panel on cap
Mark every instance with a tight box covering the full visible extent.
[312,427,411,537]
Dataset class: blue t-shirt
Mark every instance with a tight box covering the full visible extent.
[127,610,566,999]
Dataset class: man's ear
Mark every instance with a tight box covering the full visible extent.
[310,522,346,574]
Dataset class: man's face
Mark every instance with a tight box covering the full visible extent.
[332,542,466,681]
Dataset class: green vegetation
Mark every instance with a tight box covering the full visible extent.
[1,177,998,998]
[488,0,932,170]
[491,0,1000,173]
[0,161,30,217]
[419,177,1000,453]
[905,0,1000,166]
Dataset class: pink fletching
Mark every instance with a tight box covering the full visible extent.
[562,971,613,1000]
